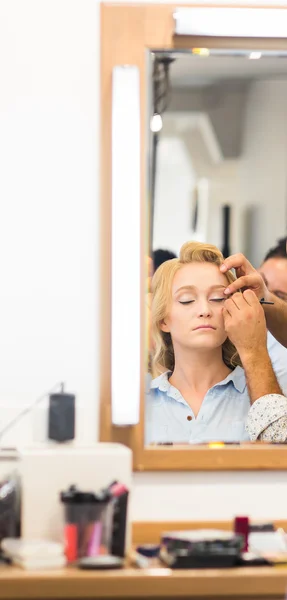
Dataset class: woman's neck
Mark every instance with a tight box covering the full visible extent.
[168,347,232,413]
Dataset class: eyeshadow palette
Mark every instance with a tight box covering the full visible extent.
[160,529,244,569]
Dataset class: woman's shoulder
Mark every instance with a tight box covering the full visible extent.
[146,371,172,405]
[150,371,171,391]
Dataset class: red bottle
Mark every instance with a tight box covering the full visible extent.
[64,523,78,562]
[234,516,249,552]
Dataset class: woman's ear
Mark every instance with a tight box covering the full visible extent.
[160,319,170,333]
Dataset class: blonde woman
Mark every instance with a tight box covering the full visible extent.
[146,241,287,444]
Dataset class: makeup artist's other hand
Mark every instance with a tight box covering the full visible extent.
[220,253,269,299]
[223,290,267,361]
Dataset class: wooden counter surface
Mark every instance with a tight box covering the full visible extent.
[0,565,287,599]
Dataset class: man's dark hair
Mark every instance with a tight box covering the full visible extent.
[263,237,287,262]
[153,248,177,271]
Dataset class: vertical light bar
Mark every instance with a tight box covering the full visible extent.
[111,65,141,425]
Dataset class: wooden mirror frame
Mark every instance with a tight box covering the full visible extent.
[100,2,287,471]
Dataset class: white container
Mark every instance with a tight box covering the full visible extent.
[18,444,132,548]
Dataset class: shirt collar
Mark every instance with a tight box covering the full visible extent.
[151,365,246,395]
[214,366,246,394]
[150,371,186,404]
[151,371,172,392]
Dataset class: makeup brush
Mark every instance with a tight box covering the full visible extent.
[260,298,274,305]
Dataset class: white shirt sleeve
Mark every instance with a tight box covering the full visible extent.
[246,394,287,442]
[267,332,287,395]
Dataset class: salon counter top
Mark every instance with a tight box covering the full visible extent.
[0,565,287,599]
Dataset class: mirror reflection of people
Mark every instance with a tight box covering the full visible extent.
[242,238,287,379]
[218,250,287,442]
[146,256,154,370]
[220,251,287,349]
[255,238,287,378]
[146,250,177,364]
[258,237,287,303]
[146,241,287,445]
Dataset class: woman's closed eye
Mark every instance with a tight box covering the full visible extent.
[179,298,225,305]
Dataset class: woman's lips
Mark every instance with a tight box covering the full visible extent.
[193,325,216,330]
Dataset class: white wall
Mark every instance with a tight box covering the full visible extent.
[239,80,287,267]
[153,112,244,255]
[2,0,287,524]
[0,0,99,445]
[131,471,287,521]
[153,135,196,255]
[153,114,241,256]
[156,78,287,266]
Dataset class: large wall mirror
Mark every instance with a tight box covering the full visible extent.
[150,50,287,267]
[100,4,287,470]
[146,48,287,446]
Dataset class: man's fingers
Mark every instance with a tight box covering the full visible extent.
[228,292,245,310]
[223,274,259,295]
[225,289,263,315]
[242,289,260,307]
[224,297,237,316]
[222,306,231,325]
[222,304,231,316]
[228,290,262,313]
[220,253,250,273]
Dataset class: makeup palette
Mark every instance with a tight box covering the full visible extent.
[160,529,244,569]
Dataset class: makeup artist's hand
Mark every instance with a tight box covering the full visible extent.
[223,290,282,401]
[222,290,267,361]
[220,253,269,300]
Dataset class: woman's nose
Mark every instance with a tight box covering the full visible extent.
[198,301,211,318]
[199,310,211,318]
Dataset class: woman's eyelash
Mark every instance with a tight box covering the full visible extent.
[179,298,225,305]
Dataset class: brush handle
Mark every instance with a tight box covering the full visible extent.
[260,298,274,305]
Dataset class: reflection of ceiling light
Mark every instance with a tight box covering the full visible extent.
[150,113,162,132]
[249,52,262,60]
[192,48,210,57]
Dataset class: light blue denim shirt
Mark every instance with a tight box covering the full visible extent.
[145,332,287,445]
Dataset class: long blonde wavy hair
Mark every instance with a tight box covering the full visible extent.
[151,241,241,377]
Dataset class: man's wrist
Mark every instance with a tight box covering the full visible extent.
[239,347,269,370]
[240,347,282,402]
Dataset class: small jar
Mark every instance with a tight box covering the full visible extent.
[136,544,160,567]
